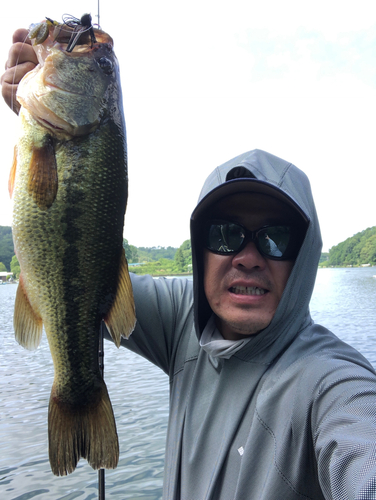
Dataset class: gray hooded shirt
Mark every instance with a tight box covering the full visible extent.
[117,149,376,500]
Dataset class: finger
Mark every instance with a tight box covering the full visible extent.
[12,29,32,45]
[1,61,36,115]
[6,42,38,69]
[1,81,21,114]
[1,61,36,86]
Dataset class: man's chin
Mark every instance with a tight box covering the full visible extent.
[215,315,272,341]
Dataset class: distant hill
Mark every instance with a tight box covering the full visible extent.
[322,226,376,267]
[0,226,14,271]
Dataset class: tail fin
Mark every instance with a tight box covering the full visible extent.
[48,378,119,476]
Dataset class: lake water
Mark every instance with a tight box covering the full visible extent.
[1,267,376,499]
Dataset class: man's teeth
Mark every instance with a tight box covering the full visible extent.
[230,286,266,295]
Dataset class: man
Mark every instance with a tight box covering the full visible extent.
[3,30,376,500]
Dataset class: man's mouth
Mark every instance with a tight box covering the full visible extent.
[230,286,267,296]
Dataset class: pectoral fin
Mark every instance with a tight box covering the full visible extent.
[105,251,136,347]
[14,274,43,350]
[28,136,58,210]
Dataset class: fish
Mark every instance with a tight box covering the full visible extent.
[9,15,136,476]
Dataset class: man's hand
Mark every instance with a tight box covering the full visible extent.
[1,29,38,114]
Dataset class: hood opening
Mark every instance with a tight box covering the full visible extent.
[190,149,316,340]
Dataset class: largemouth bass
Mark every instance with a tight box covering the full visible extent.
[9,15,136,476]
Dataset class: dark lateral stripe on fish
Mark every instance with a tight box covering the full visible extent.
[51,125,128,399]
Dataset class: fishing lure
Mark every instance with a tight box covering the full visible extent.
[63,13,97,52]
[28,13,97,52]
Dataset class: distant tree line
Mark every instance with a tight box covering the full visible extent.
[123,240,178,264]
[126,239,192,276]
[320,226,376,267]
[0,225,192,277]
[3,225,375,276]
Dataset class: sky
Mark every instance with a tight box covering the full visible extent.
[0,1,375,252]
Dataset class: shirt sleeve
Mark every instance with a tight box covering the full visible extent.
[312,357,376,500]
[104,273,194,377]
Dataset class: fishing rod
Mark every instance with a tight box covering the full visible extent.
[98,321,105,500]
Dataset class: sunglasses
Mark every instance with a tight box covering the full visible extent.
[205,220,301,260]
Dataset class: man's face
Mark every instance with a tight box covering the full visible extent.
[203,193,302,340]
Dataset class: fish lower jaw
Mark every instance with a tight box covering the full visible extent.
[230,286,266,296]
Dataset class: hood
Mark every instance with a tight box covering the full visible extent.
[190,149,322,363]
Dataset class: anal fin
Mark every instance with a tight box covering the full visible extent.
[14,274,43,350]
[105,250,136,347]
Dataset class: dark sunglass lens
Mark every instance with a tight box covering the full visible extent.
[207,222,244,253]
[227,223,245,251]
[258,226,291,257]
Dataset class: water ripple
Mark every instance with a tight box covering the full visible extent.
[1,269,376,498]
[1,284,168,499]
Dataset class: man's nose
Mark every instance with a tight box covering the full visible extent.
[231,241,266,270]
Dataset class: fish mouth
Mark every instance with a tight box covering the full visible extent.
[39,117,65,131]
[229,285,267,296]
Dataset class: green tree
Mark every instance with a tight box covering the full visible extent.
[123,239,139,263]
[319,252,329,264]
[0,226,14,271]
[174,248,185,273]
[122,239,191,276]
[0,262,7,272]
[137,246,177,262]
[10,255,21,279]
[173,240,192,273]
[327,226,376,266]
[359,234,376,265]
[180,240,192,269]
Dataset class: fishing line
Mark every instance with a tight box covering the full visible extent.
[10,32,30,113]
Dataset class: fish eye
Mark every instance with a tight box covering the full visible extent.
[96,57,113,75]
